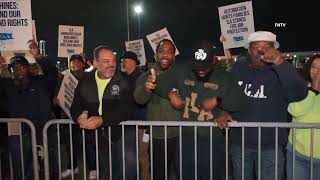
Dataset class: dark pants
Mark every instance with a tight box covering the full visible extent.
[85,126,137,180]
[9,127,58,180]
[8,135,33,180]
[178,129,226,180]
[151,137,178,180]
[61,124,82,169]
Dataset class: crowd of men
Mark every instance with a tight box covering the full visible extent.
[0,30,319,180]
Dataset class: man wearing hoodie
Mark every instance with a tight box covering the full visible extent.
[147,40,245,180]
[134,39,180,180]
[230,31,308,180]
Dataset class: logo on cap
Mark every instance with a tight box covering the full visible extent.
[195,49,207,61]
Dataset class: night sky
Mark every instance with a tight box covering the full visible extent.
[31,0,318,61]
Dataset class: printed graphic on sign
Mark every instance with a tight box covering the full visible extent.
[146,28,179,55]
[218,1,255,49]
[58,25,84,58]
[0,0,33,51]
[125,39,146,66]
[1,19,37,63]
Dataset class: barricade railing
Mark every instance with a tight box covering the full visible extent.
[0,118,39,180]
[42,119,320,180]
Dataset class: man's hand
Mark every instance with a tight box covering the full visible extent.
[213,111,235,129]
[145,68,157,91]
[202,96,219,111]
[220,35,227,43]
[77,111,88,125]
[168,91,185,109]
[261,48,283,65]
[80,116,103,130]
[28,40,42,59]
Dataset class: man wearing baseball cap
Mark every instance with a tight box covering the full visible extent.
[147,40,246,180]
[0,40,58,180]
[230,31,308,180]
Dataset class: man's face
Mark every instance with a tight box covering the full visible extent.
[121,58,137,75]
[156,41,175,69]
[248,41,274,66]
[12,64,30,79]
[96,49,116,79]
[193,67,211,80]
[70,59,84,72]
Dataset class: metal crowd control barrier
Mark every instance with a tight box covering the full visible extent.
[0,118,39,180]
[43,119,320,180]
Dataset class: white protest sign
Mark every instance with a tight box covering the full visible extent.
[58,25,84,58]
[218,1,255,49]
[1,19,37,64]
[146,28,179,55]
[125,39,146,66]
[1,50,35,63]
[0,0,33,51]
[57,71,79,119]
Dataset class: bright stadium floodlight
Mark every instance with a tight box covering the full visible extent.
[134,5,142,14]
[134,4,143,38]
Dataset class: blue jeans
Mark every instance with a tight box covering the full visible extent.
[286,144,320,180]
[177,129,226,180]
[231,144,285,180]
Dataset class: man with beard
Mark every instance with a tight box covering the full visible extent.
[0,40,58,180]
[71,46,136,180]
[134,39,181,180]
[146,40,246,180]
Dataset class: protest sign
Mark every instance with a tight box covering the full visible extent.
[0,0,33,51]
[146,28,179,55]
[218,1,255,49]
[125,39,146,66]
[57,71,78,118]
[1,19,37,63]
[58,25,84,58]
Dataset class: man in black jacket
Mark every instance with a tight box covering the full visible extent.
[0,40,58,180]
[71,46,137,180]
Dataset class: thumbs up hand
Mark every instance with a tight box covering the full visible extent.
[145,68,157,91]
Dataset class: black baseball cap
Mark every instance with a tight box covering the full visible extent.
[70,54,84,63]
[191,40,215,70]
[8,56,29,69]
[121,51,140,65]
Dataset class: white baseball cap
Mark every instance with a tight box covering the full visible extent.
[244,31,280,49]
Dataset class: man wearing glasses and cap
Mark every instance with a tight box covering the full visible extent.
[229,31,308,180]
